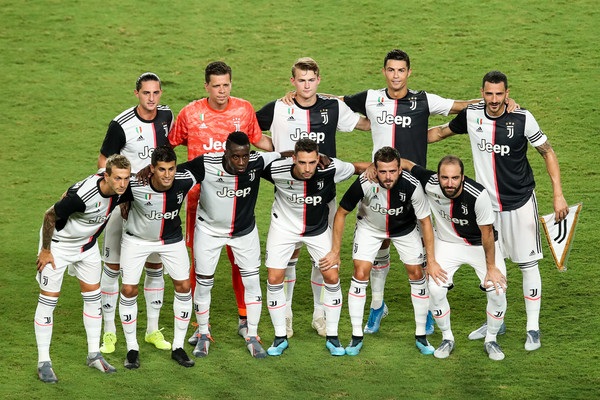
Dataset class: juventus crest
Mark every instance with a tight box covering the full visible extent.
[409,96,418,111]
[317,179,324,190]
[320,110,328,124]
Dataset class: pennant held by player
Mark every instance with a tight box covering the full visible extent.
[540,203,582,271]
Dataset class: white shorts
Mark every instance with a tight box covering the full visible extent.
[193,225,261,276]
[292,198,337,252]
[353,225,424,266]
[495,193,543,263]
[432,239,507,288]
[102,211,161,264]
[36,240,102,292]
[120,234,190,285]
[266,223,336,270]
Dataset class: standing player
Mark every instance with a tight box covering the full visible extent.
[34,155,131,383]
[256,57,370,338]
[183,132,280,359]
[262,139,370,356]
[118,146,198,369]
[320,147,438,356]
[169,61,272,343]
[403,156,508,360]
[428,70,569,351]
[98,72,173,354]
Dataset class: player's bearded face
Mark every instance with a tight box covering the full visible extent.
[293,151,319,180]
[224,144,250,175]
[439,163,464,199]
[481,82,509,117]
[151,161,176,190]
[135,80,162,113]
[105,168,131,195]
[375,160,400,189]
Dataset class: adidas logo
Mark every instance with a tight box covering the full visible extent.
[287,116,295,121]
[151,300,162,305]
[137,135,145,141]
[217,178,224,183]
[199,123,208,129]
[529,250,536,256]
[145,201,152,206]
[102,304,113,310]
[476,127,483,132]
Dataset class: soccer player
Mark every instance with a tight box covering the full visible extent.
[262,139,370,357]
[169,61,272,343]
[118,146,198,369]
[183,132,281,359]
[34,155,131,383]
[320,146,438,356]
[428,70,569,351]
[402,156,508,360]
[98,72,173,354]
[256,57,370,338]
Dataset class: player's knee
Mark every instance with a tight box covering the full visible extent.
[121,284,138,298]
[405,265,424,280]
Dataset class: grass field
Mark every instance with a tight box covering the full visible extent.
[1,1,599,399]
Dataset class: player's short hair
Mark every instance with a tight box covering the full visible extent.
[482,70,508,90]
[136,72,161,91]
[294,138,319,155]
[151,145,177,166]
[205,61,232,83]
[384,49,410,69]
[291,57,320,78]
[105,154,131,175]
[437,155,464,175]
[373,146,401,168]
[226,131,250,149]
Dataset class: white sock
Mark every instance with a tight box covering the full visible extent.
[82,289,102,354]
[194,277,213,335]
[485,286,507,342]
[428,283,453,341]
[144,266,164,333]
[409,276,429,336]
[284,258,298,318]
[173,290,192,350]
[370,248,390,309]
[311,263,325,319]
[348,277,368,337]
[35,294,58,363]
[100,264,119,334]
[241,271,262,337]
[119,294,139,351]
[267,281,287,338]
[323,280,342,336]
[520,261,541,331]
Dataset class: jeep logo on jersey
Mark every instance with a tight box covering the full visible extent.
[439,209,469,226]
[376,111,412,127]
[89,215,109,224]
[288,194,322,205]
[202,137,226,151]
[217,187,252,198]
[146,209,180,220]
[477,139,510,156]
[138,145,154,159]
[290,128,325,143]
[371,203,403,215]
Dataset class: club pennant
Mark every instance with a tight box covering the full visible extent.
[539,203,582,271]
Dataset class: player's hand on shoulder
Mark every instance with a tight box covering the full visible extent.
[136,165,153,185]
[364,163,377,182]
[37,249,55,272]
[318,154,332,169]
[280,91,296,106]
[505,97,520,113]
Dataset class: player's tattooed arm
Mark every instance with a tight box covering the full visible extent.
[536,140,569,221]
[37,206,57,271]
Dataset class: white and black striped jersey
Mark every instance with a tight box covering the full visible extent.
[124,171,196,244]
[263,157,356,237]
[180,151,281,237]
[344,89,454,166]
[99,105,173,173]
[448,105,547,211]
[410,164,497,245]
[339,170,430,237]
[256,96,360,157]
[51,174,126,252]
